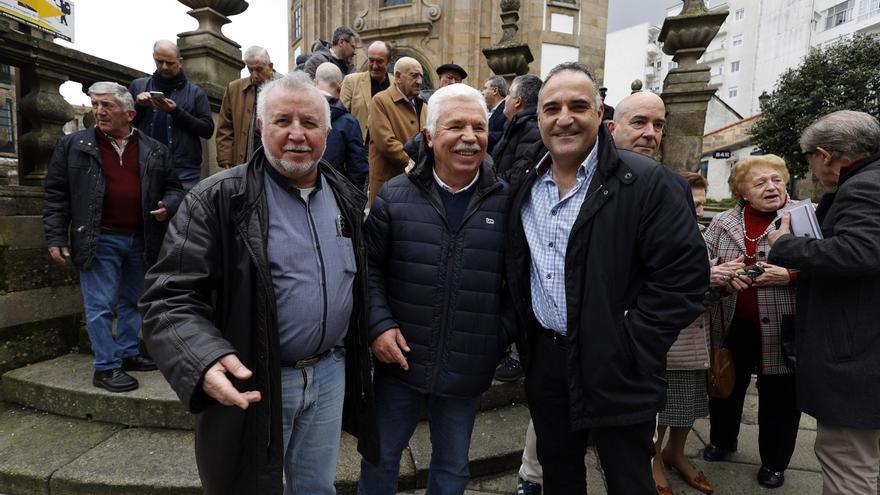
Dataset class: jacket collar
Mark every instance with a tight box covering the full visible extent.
[839,152,880,186]
[232,147,366,224]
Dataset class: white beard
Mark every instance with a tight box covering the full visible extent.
[262,137,322,180]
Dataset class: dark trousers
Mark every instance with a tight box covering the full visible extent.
[708,317,801,472]
[525,329,657,494]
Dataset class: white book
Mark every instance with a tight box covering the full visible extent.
[777,199,823,240]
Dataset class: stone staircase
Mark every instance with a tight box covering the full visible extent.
[0,353,530,495]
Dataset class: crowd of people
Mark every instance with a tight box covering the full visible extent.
[40,25,880,495]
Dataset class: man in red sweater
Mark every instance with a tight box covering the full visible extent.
[43,81,182,393]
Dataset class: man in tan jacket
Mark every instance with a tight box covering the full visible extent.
[215,46,279,168]
[340,41,394,143]
[367,57,426,206]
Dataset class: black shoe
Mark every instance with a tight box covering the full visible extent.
[495,355,524,382]
[757,466,785,489]
[702,443,736,462]
[93,368,138,393]
[517,476,541,495]
[122,355,157,372]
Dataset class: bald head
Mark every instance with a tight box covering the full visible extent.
[608,91,666,158]
[394,57,424,99]
[153,40,180,58]
[152,40,183,79]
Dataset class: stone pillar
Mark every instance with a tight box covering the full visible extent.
[658,0,727,172]
[17,66,74,186]
[176,0,249,177]
[482,0,533,85]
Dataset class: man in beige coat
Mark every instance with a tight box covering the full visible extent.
[215,46,279,168]
[340,41,394,143]
[367,57,426,207]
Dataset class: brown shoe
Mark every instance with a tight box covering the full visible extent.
[663,453,714,494]
[656,485,673,495]
[683,471,714,494]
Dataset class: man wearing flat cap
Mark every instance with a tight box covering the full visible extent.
[422,63,468,102]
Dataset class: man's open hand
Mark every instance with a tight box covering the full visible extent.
[202,354,261,409]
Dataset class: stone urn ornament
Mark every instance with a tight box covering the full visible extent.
[658,0,727,67]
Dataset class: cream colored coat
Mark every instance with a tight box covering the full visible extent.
[367,85,426,207]
[340,71,395,143]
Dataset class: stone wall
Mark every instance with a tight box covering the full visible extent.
[289,0,609,87]
[0,186,81,374]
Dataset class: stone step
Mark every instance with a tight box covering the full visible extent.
[0,400,531,495]
[0,353,526,429]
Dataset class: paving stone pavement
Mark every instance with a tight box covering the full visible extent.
[399,378,825,494]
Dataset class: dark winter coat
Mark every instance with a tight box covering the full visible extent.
[43,127,183,269]
[506,125,709,429]
[768,154,880,429]
[365,142,513,398]
[139,154,378,494]
[491,105,541,178]
[487,99,506,155]
[303,39,352,79]
[324,96,369,189]
[129,73,214,174]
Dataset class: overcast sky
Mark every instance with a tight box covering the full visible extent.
[607,0,670,32]
[57,0,289,105]
[57,0,667,104]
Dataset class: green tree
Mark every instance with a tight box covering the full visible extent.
[750,34,880,179]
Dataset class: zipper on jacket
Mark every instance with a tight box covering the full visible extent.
[304,199,329,355]
[430,234,458,391]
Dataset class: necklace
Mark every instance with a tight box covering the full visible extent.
[741,206,771,244]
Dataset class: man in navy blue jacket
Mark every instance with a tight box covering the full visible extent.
[315,62,369,189]
[358,83,512,494]
[129,40,214,192]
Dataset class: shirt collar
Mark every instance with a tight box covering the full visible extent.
[536,137,599,183]
[432,167,480,194]
[396,84,414,105]
[96,125,136,141]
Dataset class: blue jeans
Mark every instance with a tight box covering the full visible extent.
[357,373,480,495]
[78,231,145,371]
[281,347,346,495]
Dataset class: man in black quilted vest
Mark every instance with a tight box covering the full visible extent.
[358,83,513,495]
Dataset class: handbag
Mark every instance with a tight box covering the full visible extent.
[708,346,735,398]
[707,303,736,399]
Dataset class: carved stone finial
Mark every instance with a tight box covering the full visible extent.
[631,79,643,92]
[681,0,708,15]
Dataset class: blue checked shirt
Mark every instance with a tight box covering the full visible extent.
[521,141,600,334]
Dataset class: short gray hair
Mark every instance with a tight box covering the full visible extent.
[800,110,880,162]
[87,82,135,112]
[257,72,331,130]
[243,45,271,64]
[486,75,508,97]
[425,83,487,136]
[511,74,542,108]
[540,61,602,110]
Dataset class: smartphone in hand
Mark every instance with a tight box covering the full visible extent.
[149,91,165,100]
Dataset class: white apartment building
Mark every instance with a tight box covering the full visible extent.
[605,0,880,118]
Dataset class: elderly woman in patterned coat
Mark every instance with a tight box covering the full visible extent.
[701,155,801,490]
